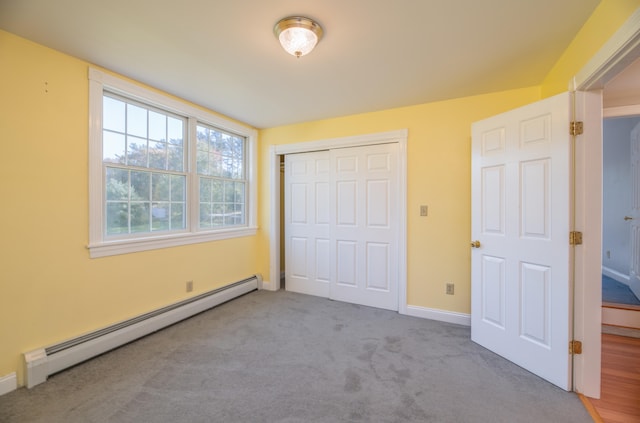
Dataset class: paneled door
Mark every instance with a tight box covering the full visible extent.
[284,151,331,297]
[330,143,399,311]
[471,93,572,390]
[284,143,399,311]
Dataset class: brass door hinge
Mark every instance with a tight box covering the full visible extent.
[569,340,582,355]
[569,231,583,245]
[570,121,584,136]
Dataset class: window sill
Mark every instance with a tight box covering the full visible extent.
[88,227,257,258]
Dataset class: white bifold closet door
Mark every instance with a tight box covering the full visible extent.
[285,143,399,311]
[285,151,332,298]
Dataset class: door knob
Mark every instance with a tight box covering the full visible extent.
[471,240,481,248]
[624,216,634,221]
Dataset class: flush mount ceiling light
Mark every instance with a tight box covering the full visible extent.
[274,16,323,58]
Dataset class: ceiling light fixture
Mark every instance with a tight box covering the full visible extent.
[274,16,323,58]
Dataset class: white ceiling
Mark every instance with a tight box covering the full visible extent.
[0,0,600,128]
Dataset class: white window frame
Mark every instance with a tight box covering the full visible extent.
[88,68,257,258]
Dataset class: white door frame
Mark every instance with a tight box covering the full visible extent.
[267,129,408,314]
[571,7,640,398]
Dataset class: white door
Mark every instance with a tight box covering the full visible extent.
[285,143,399,311]
[284,151,331,297]
[471,93,572,390]
[630,123,640,296]
[330,143,399,311]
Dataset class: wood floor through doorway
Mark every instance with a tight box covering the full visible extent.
[581,333,640,422]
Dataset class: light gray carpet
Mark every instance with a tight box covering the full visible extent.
[0,290,592,422]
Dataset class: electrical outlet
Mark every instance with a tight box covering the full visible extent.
[446,283,454,295]
[420,205,428,216]
[606,250,611,259]
[186,281,193,292]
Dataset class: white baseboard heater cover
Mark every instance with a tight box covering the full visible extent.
[24,275,261,388]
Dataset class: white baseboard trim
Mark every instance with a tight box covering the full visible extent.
[0,372,17,396]
[405,305,471,327]
[602,266,630,285]
[260,279,276,291]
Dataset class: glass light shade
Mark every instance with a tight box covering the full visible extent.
[274,16,323,58]
[279,27,318,58]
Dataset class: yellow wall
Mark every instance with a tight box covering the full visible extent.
[0,30,260,385]
[258,87,541,311]
[542,0,640,96]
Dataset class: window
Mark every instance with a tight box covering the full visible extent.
[196,124,246,229]
[103,94,188,236]
[88,68,257,258]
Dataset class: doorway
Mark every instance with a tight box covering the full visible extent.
[570,9,640,398]
[600,56,640,332]
[602,116,640,308]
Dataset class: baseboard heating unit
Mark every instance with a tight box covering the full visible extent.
[23,275,261,388]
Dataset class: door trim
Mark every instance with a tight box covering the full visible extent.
[573,8,640,91]
[572,6,640,399]
[267,129,408,314]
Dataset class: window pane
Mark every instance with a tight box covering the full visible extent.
[233,137,244,158]
[235,204,245,225]
[130,171,150,201]
[148,141,167,170]
[224,181,235,203]
[103,96,125,132]
[127,104,147,138]
[106,168,130,201]
[210,152,222,177]
[199,203,212,228]
[168,145,183,172]
[197,150,209,175]
[222,158,234,179]
[212,203,224,226]
[224,204,236,226]
[234,157,243,179]
[151,203,170,231]
[199,178,211,203]
[168,117,183,145]
[127,136,148,167]
[171,203,185,229]
[172,175,185,201]
[197,125,209,152]
[106,202,129,234]
[220,133,232,156]
[103,131,126,164]
[212,180,223,202]
[148,111,166,141]
[130,202,150,232]
[152,173,170,201]
[212,130,223,152]
[234,182,245,203]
